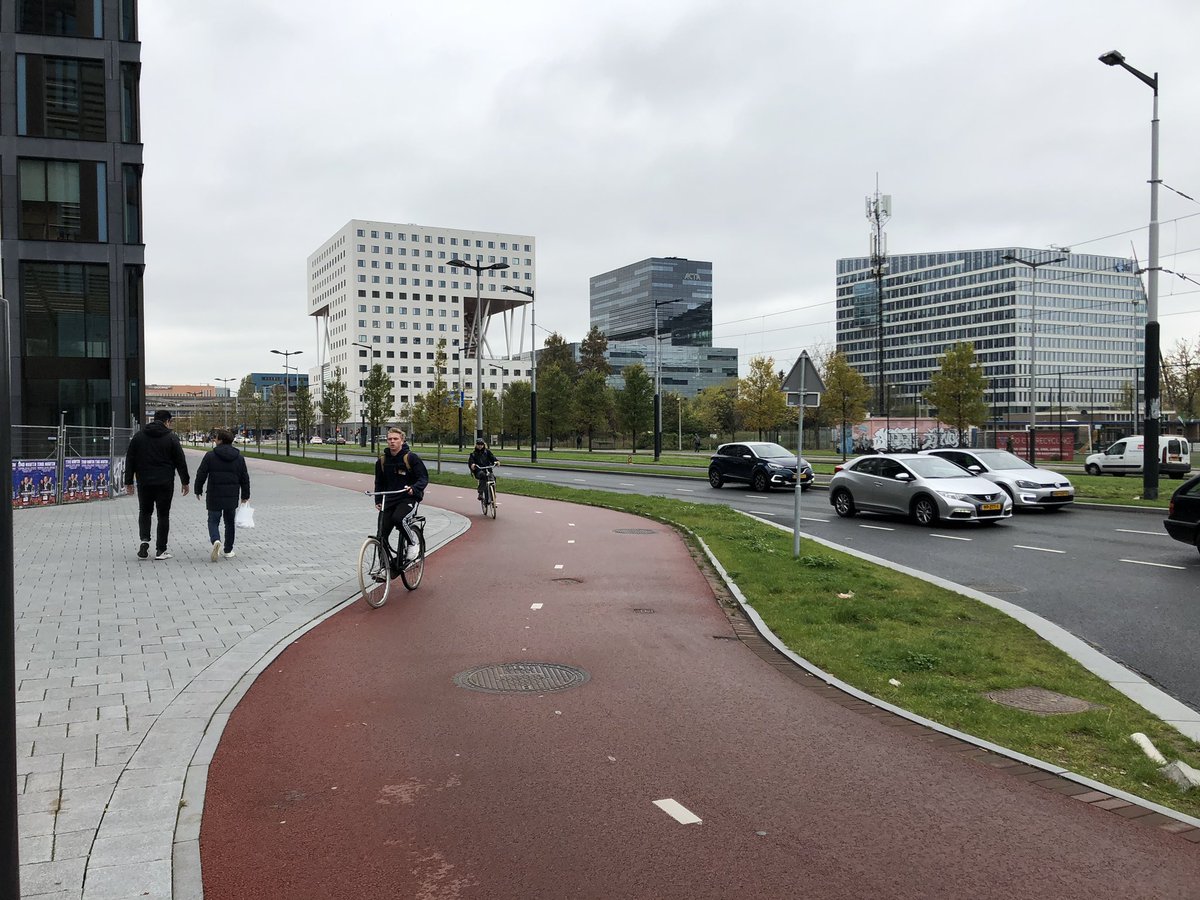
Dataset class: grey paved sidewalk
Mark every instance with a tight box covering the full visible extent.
[13,457,467,900]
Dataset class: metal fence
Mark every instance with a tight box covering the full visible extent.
[11,425,135,510]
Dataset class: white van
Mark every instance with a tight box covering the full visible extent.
[1084,435,1192,478]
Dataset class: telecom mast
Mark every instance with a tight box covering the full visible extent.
[866,181,892,423]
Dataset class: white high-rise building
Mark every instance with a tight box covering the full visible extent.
[307,219,536,433]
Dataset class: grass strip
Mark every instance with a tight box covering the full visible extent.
[243,448,1200,816]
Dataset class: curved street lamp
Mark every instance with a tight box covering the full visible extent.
[214,377,237,431]
[270,349,302,456]
[446,259,509,440]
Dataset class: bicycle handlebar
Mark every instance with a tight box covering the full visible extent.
[364,488,416,497]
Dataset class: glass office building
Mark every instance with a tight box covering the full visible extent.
[835,248,1147,421]
[2,0,145,426]
[589,257,737,397]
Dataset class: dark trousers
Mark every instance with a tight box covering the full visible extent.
[207,507,237,551]
[137,483,175,553]
[380,498,418,556]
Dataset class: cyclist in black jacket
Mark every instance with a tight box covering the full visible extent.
[467,439,498,500]
[374,427,428,568]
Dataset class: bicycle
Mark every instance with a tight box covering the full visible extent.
[475,465,497,519]
[357,491,426,607]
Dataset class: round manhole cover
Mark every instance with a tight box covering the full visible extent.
[614,528,656,534]
[984,687,1103,715]
[453,663,590,694]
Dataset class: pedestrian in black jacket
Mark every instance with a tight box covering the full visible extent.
[124,410,190,560]
[195,429,251,562]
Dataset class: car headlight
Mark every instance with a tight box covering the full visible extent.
[937,491,970,502]
[766,463,784,471]
[1015,480,1040,489]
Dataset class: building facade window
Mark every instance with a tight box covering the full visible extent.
[21,261,110,358]
[17,0,102,37]
[19,158,107,242]
[18,54,107,141]
[120,62,140,142]
[122,164,142,244]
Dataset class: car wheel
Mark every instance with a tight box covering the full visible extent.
[912,495,938,527]
[708,468,724,489]
[1084,464,1100,476]
[752,471,769,493]
[832,489,856,518]
[1000,485,1016,506]
[800,483,811,492]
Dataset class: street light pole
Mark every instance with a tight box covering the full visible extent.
[351,342,373,447]
[1002,253,1065,464]
[1,296,21,900]
[270,349,301,456]
[214,377,237,431]
[652,298,675,462]
[503,285,537,462]
[1101,49,1161,499]
[447,258,509,441]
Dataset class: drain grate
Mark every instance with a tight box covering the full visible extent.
[614,528,657,534]
[632,608,654,614]
[985,686,1104,716]
[453,662,590,694]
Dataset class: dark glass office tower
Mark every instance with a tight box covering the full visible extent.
[1,0,145,426]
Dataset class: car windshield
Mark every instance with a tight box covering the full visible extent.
[749,443,792,459]
[905,457,974,479]
[970,450,1034,470]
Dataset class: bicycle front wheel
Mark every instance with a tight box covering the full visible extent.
[358,537,391,608]
[400,526,426,591]
[486,482,497,519]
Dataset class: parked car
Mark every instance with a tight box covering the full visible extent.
[232,434,251,444]
[1084,435,1192,478]
[924,448,1074,509]
[1164,473,1200,555]
[708,441,814,492]
[331,436,348,444]
[828,453,1012,526]
[309,436,324,444]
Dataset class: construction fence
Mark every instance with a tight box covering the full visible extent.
[11,425,134,510]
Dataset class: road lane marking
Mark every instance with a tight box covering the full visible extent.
[568,540,575,544]
[859,524,894,531]
[554,564,564,570]
[1014,545,1065,554]
[569,523,575,527]
[619,483,636,487]
[675,489,694,493]
[747,495,769,499]
[573,479,587,483]
[531,603,543,610]
[748,510,775,515]
[653,799,702,825]
[931,534,972,541]
[536,475,547,479]
[801,516,830,523]
[1116,529,1166,537]
[1120,559,1186,570]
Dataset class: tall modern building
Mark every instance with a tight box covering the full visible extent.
[835,248,1146,421]
[306,219,535,427]
[589,256,737,397]
[1,0,145,426]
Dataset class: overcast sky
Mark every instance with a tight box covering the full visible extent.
[139,0,1200,387]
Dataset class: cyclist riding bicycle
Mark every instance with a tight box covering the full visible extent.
[467,438,498,501]
[374,427,429,573]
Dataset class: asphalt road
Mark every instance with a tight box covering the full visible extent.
[498,465,1200,713]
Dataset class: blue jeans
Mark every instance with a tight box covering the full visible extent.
[207,507,236,551]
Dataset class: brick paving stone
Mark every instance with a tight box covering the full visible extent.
[14,456,467,900]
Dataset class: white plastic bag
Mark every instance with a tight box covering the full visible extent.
[235,504,255,528]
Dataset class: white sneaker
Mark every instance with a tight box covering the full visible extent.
[405,543,419,562]
[223,549,237,559]
[210,540,222,562]
[154,550,172,560]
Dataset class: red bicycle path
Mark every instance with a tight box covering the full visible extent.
[199,472,1200,899]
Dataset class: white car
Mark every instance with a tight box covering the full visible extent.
[924,448,1074,509]
[233,434,251,444]
[309,436,324,444]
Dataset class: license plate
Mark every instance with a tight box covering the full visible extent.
[1052,490,1069,497]
[980,502,1002,512]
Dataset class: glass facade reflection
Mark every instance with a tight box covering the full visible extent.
[589,256,736,396]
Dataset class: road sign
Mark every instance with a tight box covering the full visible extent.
[782,351,825,404]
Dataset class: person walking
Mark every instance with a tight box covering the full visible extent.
[374,427,428,573]
[194,429,251,561]
[124,410,190,560]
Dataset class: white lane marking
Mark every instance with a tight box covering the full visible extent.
[535,511,543,515]
[568,540,576,544]
[675,489,694,493]
[573,479,587,483]
[531,603,543,610]
[859,524,894,531]
[748,510,775,515]
[653,799,702,825]
[747,495,769,499]
[931,534,972,542]
[620,483,636,487]
[1116,529,1166,537]
[536,475,548,479]
[554,564,564,570]
[1120,558,1186,570]
[1014,545,1065,554]
[801,516,830,523]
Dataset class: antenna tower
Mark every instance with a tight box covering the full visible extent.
[866,179,892,424]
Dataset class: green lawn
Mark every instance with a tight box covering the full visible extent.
[241,447,1200,816]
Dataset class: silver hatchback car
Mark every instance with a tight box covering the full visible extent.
[924,448,1074,509]
[829,453,1013,526]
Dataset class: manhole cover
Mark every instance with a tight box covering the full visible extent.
[553,577,583,584]
[985,687,1103,715]
[453,663,589,694]
[632,608,654,614]
[614,528,656,534]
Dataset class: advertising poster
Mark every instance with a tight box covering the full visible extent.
[12,460,57,509]
[63,458,112,503]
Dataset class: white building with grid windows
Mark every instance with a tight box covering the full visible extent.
[306,219,536,431]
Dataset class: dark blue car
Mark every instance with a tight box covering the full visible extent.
[708,441,813,493]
